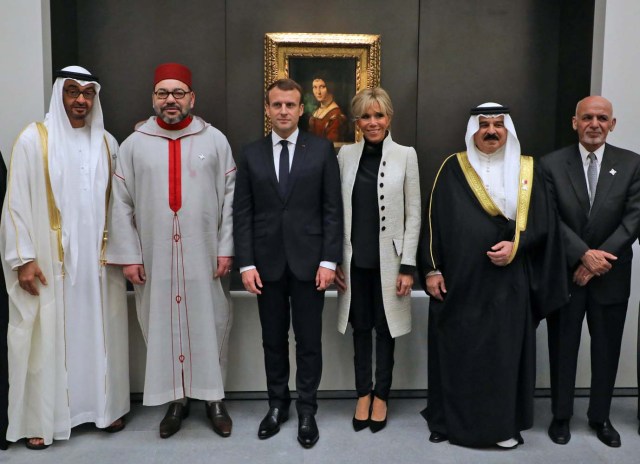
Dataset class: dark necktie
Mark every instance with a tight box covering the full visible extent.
[279,139,290,195]
[587,152,598,207]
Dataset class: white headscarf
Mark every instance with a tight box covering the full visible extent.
[465,102,521,219]
[46,65,107,283]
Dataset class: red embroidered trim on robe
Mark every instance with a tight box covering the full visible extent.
[168,139,182,212]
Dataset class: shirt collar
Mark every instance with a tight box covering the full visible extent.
[579,143,606,164]
[476,145,506,162]
[271,128,299,147]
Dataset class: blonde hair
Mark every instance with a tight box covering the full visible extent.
[351,87,394,121]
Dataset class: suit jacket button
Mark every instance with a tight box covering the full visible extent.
[381,206,385,211]
[379,183,384,188]
[381,226,386,231]
[381,216,386,221]
[380,172,385,177]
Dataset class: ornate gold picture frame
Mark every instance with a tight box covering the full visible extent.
[264,32,381,147]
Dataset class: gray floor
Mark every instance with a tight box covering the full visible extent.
[1,397,640,463]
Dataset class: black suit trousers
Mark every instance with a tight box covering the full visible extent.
[257,266,325,415]
[349,265,395,400]
[547,284,627,422]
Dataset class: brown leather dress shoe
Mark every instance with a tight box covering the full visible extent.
[206,401,232,437]
[103,416,126,433]
[159,401,190,439]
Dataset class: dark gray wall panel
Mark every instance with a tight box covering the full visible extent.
[67,0,593,199]
[226,0,420,156]
[76,0,227,142]
[417,0,561,192]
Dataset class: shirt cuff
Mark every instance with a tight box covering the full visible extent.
[240,265,256,273]
[319,261,337,271]
[427,270,442,276]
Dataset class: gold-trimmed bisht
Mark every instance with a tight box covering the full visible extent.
[428,151,533,267]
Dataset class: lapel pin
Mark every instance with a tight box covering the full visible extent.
[199,154,205,160]
[521,179,528,191]
[610,169,616,176]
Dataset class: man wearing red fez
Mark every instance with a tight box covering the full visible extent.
[108,63,236,439]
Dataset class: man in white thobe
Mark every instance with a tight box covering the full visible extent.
[107,63,235,439]
[0,66,130,449]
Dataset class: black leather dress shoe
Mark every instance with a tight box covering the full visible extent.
[548,418,570,445]
[206,401,232,437]
[297,413,319,448]
[589,419,621,448]
[258,407,288,440]
[429,431,448,443]
[159,401,190,439]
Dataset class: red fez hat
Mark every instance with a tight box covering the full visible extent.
[154,63,192,88]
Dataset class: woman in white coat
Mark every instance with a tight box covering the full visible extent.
[335,88,421,432]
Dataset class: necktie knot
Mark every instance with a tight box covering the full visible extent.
[588,152,597,162]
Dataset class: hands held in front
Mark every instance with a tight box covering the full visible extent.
[18,261,47,296]
[335,266,347,293]
[396,273,413,297]
[487,241,513,266]
[316,266,335,291]
[573,264,595,286]
[123,264,146,285]
[241,268,263,294]
[426,274,447,301]
[214,256,233,278]
[581,249,617,276]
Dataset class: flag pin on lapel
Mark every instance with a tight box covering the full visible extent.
[521,179,528,190]
[610,169,616,176]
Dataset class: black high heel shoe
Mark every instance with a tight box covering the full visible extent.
[352,394,372,432]
[369,396,387,433]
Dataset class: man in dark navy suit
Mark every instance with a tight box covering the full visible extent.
[541,96,640,448]
[233,78,342,448]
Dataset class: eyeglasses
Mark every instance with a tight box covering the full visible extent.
[64,88,97,99]
[153,89,191,100]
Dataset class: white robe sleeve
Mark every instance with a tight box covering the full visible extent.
[2,126,39,270]
[106,137,143,265]
[215,131,235,257]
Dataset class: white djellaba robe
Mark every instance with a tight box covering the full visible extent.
[0,123,130,445]
[107,115,235,405]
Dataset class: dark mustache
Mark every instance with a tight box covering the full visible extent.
[483,133,500,141]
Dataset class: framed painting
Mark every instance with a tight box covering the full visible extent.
[264,32,381,147]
